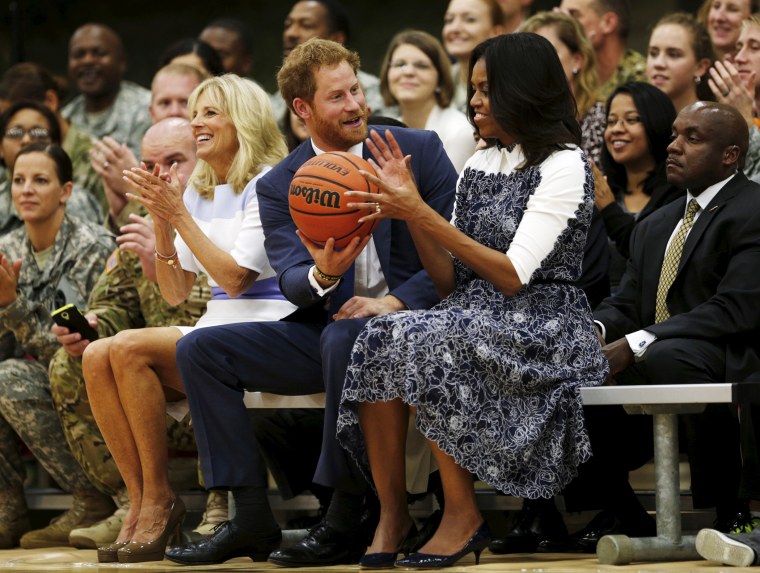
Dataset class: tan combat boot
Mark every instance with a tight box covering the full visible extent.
[0,486,31,549]
[20,489,115,549]
[68,488,129,549]
[191,490,229,536]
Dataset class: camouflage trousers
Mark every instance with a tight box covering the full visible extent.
[48,348,197,496]
[0,358,94,491]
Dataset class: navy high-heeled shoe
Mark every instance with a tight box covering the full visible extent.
[359,522,420,570]
[395,522,491,569]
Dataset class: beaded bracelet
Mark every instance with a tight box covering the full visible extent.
[314,266,342,282]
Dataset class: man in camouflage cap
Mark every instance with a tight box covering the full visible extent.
[48,118,224,549]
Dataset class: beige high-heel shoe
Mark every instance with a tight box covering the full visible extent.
[117,497,185,563]
[97,539,129,563]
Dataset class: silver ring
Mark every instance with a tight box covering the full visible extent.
[103,160,110,169]
[722,89,730,97]
[375,204,382,214]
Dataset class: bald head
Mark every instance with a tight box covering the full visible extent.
[68,24,126,109]
[141,118,197,188]
[666,101,748,193]
[693,101,748,160]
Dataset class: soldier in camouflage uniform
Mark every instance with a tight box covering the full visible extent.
[0,143,116,549]
[558,0,646,102]
[62,24,152,160]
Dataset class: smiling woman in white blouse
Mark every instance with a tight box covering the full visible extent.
[379,30,476,173]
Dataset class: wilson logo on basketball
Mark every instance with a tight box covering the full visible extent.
[289,185,341,209]
[288,151,380,248]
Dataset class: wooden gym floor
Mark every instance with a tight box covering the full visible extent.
[0,548,756,572]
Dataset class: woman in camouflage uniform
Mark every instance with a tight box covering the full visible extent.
[0,143,115,548]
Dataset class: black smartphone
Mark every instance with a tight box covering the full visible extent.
[51,304,99,342]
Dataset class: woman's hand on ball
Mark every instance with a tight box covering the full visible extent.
[349,129,424,222]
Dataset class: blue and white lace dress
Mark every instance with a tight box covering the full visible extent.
[336,144,608,499]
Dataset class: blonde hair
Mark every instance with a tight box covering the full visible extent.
[277,38,361,112]
[521,12,600,119]
[187,74,287,199]
[744,11,760,29]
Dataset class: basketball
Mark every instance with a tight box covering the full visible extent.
[288,152,380,248]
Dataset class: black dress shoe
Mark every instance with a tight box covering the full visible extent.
[570,510,655,553]
[489,501,569,554]
[268,519,367,567]
[164,521,281,565]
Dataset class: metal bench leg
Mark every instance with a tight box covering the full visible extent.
[597,412,699,564]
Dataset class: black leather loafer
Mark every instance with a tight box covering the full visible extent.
[164,521,280,565]
[489,501,570,554]
[268,519,367,567]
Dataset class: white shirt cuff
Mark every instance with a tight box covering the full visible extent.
[625,330,657,359]
[594,320,606,342]
[308,265,341,297]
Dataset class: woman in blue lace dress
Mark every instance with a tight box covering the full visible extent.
[336,33,608,569]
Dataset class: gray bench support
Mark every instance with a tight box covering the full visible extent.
[579,383,747,565]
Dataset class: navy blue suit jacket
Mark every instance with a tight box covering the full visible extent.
[594,171,760,381]
[257,126,457,313]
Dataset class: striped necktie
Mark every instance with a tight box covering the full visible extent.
[654,198,700,323]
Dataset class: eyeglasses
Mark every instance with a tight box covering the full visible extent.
[389,60,434,72]
[4,126,50,141]
[605,116,642,128]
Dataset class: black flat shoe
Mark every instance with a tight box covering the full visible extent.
[395,522,491,569]
[359,523,419,570]
[164,521,280,565]
[268,519,367,567]
[489,500,569,554]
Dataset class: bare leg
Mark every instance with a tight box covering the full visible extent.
[416,438,482,555]
[108,327,185,543]
[83,338,141,543]
[358,398,414,554]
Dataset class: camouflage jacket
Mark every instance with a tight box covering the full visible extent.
[0,171,22,237]
[598,49,647,102]
[0,214,115,365]
[89,247,210,338]
[61,80,152,159]
[63,123,107,219]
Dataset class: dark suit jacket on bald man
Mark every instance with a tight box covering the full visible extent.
[591,102,760,503]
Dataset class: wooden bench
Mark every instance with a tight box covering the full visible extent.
[580,382,760,565]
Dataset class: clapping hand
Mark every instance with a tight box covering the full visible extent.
[123,163,184,227]
[709,60,755,126]
[345,129,423,223]
[0,252,21,306]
